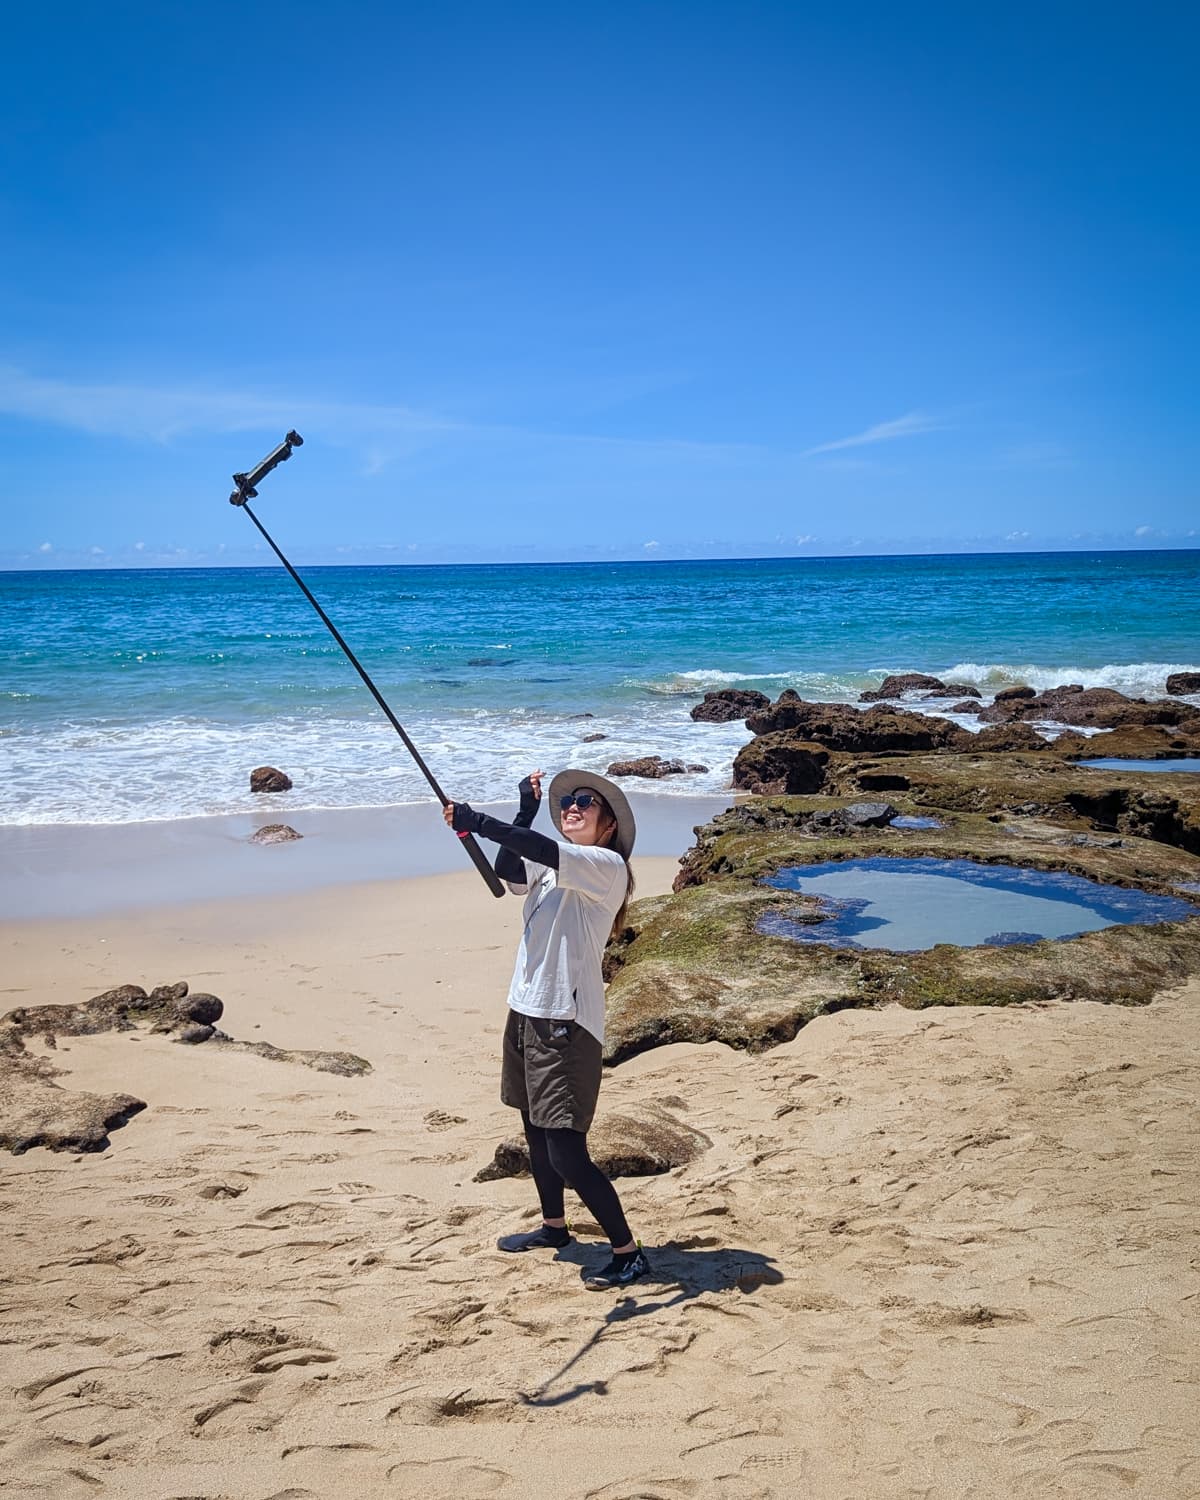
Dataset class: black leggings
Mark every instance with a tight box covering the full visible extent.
[522,1112,632,1248]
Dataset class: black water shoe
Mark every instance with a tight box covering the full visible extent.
[583,1247,652,1289]
[496,1224,573,1253]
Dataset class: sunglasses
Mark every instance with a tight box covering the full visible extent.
[559,792,605,812]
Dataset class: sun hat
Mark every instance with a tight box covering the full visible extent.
[548,769,636,860]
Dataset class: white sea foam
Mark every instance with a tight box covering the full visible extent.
[940,662,1197,698]
[0,706,753,826]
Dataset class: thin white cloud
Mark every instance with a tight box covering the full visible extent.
[804,410,948,457]
[0,364,454,446]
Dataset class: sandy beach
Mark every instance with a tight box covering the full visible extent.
[3,829,1199,1499]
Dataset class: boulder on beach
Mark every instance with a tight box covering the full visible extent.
[250,823,303,845]
[2,982,223,1040]
[250,766,293,794]
[581,732,607,743]
[607,756,707,778]
[860,673,950,701]
[949,700,983,714]
[689,688,772,723]
[980,685,1200,729]
[746,693,970,753]
[731,736,830,796]
[475,1102,710,1181]
[1166,672,1200,696]
[993,684,1036,703]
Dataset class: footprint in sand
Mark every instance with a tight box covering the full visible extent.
[386,1458,511,1494]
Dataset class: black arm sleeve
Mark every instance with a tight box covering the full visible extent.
[495,778,543,883]
[453,804,560,870]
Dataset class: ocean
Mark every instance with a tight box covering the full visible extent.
[3,551,1198,826]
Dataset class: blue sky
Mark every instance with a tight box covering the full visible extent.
[2,2,1197,566]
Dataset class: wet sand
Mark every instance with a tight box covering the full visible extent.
[3,846,1199,1496]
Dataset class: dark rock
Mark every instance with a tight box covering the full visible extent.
[0,1076,146,1155]
[1054,725,1200,761]
[607,756,693,778]
[842,802,898,827]
[980,685,1200,729]
[731,736,829,796]
[149,981,189,1005]
[581,733,607,743]
[994,685,1036,702]
[174,1023,215,1044]
[690,688,772,723]
[745,695,970,754]
[250,823,302,845]
[941,683,982,698]
[475,1104,710,1181]
[860,673,948,702]
[950,700,983,715]
[686,763,710,773]
[250,766,293,794]
[1166,672,1200,696]
[208,1037,371,1076]
[972,723,1052,753]
[179,994,223,1025]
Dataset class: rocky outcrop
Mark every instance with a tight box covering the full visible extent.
[689,688,771,722]
[250,824,302,844]
[251,766,293,793]
[3,982,223,1040]
[607,756,708,778]
[581,733,607,743]
[1167,672,1200,696]
[950,700,983,714]
[475,1102,710,1180]
[980,686,1200,729]
[746,694,971,753]
[600,769,1200,1065]
[1,980,371,1153]
[972,722,1052,753]
[860,673,949,701]
[1,1073,146,1155]
[731,736,829,796]
[1053,725,1200,761]
[993,685,1035,703]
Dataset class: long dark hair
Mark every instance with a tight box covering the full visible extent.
[597,798,636,941]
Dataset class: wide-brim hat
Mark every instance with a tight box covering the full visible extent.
[548,769,636,860]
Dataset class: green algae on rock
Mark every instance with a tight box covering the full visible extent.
[603,756,1200,1066]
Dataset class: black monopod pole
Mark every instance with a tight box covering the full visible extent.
[228,432,506,898]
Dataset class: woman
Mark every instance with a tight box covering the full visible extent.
[443,767,650,1290]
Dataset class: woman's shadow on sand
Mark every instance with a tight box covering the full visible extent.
[518,1240,783,1408]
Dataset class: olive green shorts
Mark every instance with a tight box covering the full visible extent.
[500,1009,603,1132]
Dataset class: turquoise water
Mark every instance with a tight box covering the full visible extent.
[760,857,1200,951]
[2,551,1198,824]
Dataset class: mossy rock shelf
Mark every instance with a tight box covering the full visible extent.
[603,760,1200,1066]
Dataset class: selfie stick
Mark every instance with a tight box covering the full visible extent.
[229,432,506,898]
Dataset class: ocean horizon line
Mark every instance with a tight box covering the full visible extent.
[4,543,1200,576]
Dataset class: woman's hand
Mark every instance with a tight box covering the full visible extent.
[442,802,456,829]
[517,769,545,826]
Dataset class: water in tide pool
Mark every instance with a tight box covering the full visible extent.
[2,551,1198,825]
